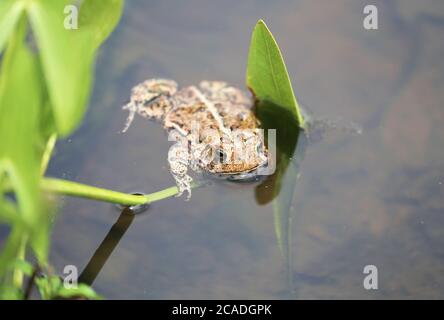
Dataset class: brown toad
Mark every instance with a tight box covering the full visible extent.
[121,79,271,199]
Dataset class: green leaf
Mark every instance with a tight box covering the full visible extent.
[56,283,102,300]
[247,20,307,290]
[79,0,124,49]
[246,19,305,129]
[27,0,96,136]
[9,259,34,277]
[0,227,25,284]
[0,16,50,271]
[35,274,101,300]
[0,18,42,229]
[0,0,25,54]
[0,197,21,225]
[0,0,125,298]
[34,274,57,299]
[0,285,23,300]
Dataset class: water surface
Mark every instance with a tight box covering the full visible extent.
[47,0,444,299]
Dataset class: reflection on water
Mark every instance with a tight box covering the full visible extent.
[45,0,444,299]
[255,100,304,292]
[79,209,135,286]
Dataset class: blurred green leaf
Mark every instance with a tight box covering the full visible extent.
[0,285,23,300]
[79,0,124,49]
[0,0,25,54]
[0,197,21,226]
[1,0,125,299]
[0,16,50,277]
[56,283,102,300]
[0,18,43,226]
[0,227,25,286]
[27,0,96,136]
[246,19,305,129]
[35,275,101,300]
[34,274,58,299]
[9,259,34,277]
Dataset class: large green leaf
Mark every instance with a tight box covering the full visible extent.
[27,0,96,136]
[0,18,50,278]
[79,0,124,49]
[0,0,25,54]
[246,19,305,129]
[0,20,42,230]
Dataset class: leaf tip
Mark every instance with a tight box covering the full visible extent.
[256,19,269,30]
[257,18,266,25]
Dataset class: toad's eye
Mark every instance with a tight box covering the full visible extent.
[238,112,248,121]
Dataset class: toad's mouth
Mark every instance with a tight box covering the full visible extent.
[210,163,260,174]
[206,155,269,178]
[208,165,268,183]
[203,144,270,177]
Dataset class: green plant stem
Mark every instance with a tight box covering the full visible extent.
[41,178,179,206]
[12,235,27,288]
[40,134,57,175]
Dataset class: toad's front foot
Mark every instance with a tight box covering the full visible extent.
[168,144,193,200]
[122,102,137,133]
[173,173,192,200]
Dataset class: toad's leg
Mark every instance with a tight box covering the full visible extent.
[122,79,178,132]
[122,95,173,133]
[168,131,193,200]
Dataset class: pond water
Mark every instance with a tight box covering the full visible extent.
[46,0,444,299]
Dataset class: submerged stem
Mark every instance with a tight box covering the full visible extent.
[41,178,179,206]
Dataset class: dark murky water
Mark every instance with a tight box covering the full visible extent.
[46,0,444,299]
